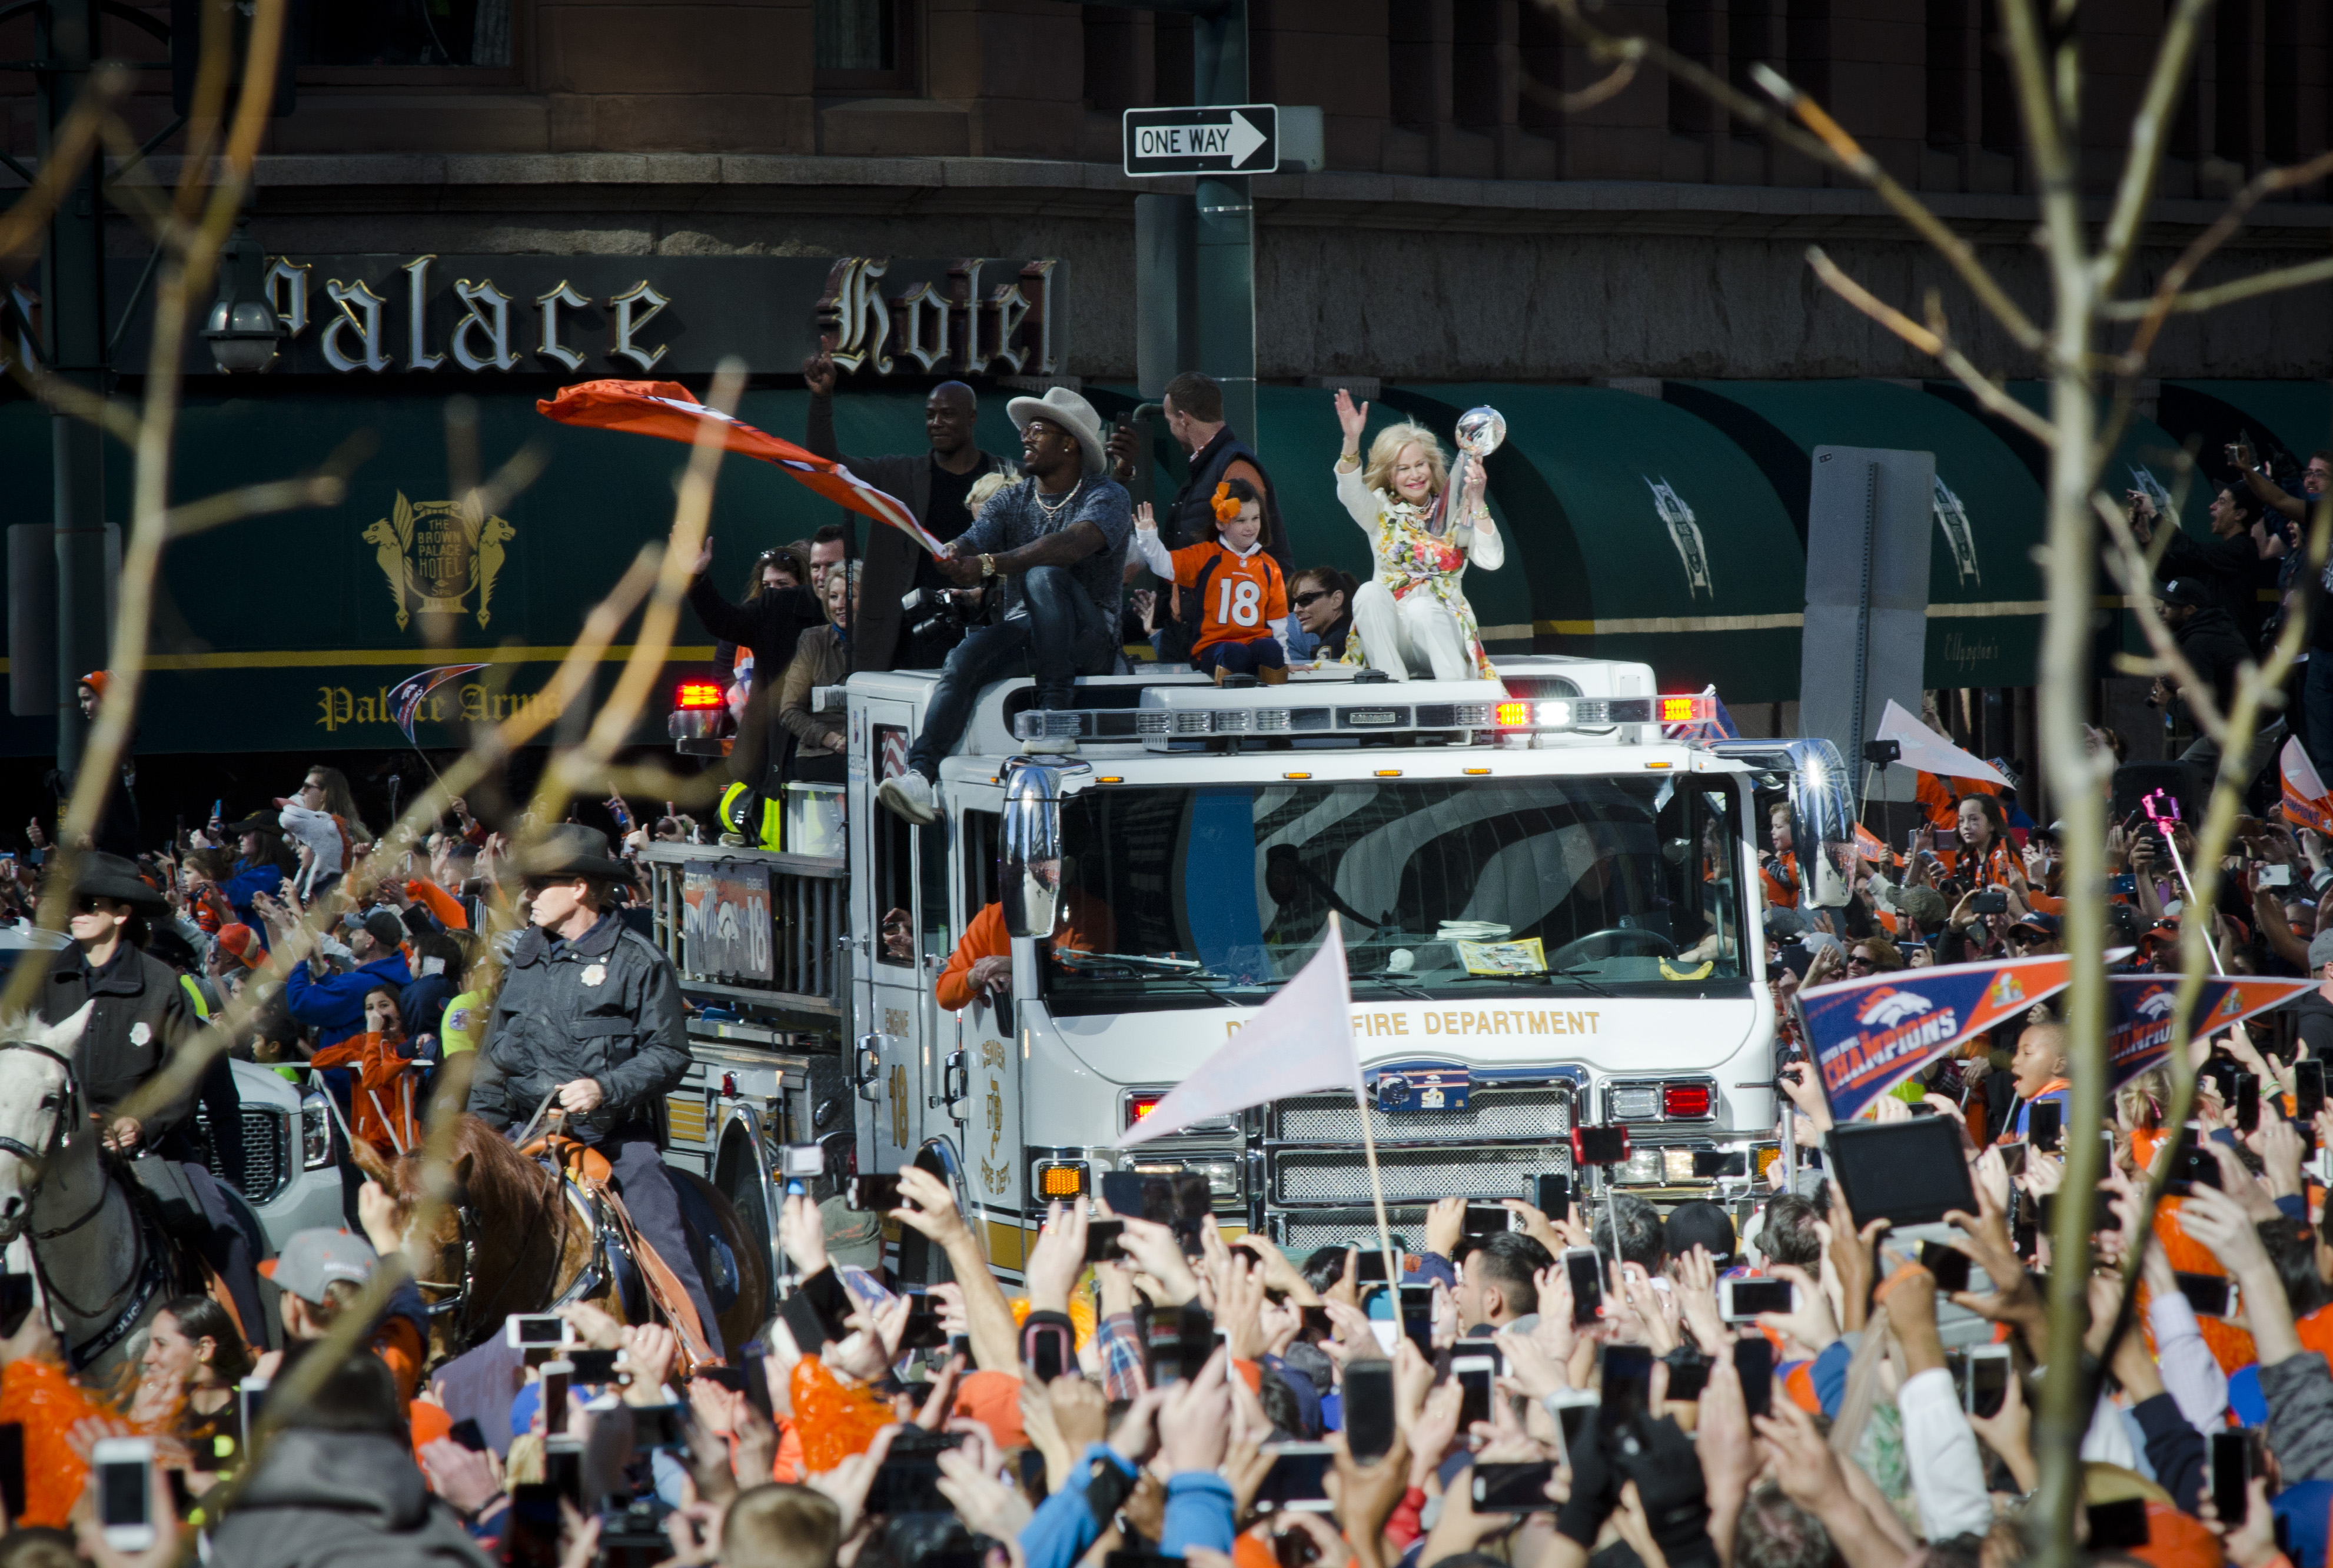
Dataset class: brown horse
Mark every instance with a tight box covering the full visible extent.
[357,1114,769,1366]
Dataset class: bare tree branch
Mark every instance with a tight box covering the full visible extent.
[2105,254,2333,323]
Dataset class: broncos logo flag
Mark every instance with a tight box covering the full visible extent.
[2105,974,2314,1087]
[1799,956,2074,1122]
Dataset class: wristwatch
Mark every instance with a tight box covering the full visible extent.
[980,554,998,579]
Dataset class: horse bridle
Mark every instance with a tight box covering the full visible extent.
[0,1039,149,1324]
[413,1161,596,1348]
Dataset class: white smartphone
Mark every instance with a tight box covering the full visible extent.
[505,1313,576,1351]
[92,1436,156,1553]
[1719,1276,1797,1323]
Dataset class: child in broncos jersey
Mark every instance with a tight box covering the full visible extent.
[1133,477,1293,684]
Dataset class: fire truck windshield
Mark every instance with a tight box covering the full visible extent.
[1039,774,1750,1013]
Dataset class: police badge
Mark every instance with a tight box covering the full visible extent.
[581,962,607,988]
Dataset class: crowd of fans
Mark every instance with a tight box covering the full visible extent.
[6,1041,2333,1568]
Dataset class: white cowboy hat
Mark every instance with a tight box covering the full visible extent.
[1006,387,1109,477]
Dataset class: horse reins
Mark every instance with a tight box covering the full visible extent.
[0,1039,152,1326]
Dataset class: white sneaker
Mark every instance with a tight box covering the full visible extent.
[878,772,939,825]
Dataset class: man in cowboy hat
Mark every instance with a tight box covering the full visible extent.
[464,826,723,1353]
[40,851,267,1337]
[878,387,1132,826]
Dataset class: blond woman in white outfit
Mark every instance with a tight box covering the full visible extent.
[1331,388,1504,681]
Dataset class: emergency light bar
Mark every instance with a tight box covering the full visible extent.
[676,681,725,709]
[1494,694,1714,730]
[1012,699,1503,748]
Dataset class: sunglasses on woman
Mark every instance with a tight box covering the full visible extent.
[1292,590,1332,608]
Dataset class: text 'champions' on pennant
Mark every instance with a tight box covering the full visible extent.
[2106,974,2318,1088]
[1800,956,2074,1122]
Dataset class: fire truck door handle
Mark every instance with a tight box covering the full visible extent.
[939,1051,969,1115]
[854,1035,885,1101]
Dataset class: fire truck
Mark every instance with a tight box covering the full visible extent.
[642,657,1848,1286]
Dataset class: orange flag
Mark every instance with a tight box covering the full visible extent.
[538,380,946,556]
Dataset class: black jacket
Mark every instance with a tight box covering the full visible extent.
[686,574,823,693]
[2160,526,2268,651]
[206,1429,492,1568]
[41,942,200,1145]
[804,394,1015,675]
[2292,988,2333,1064]
[467,911,689,1145]
[2172,603,2251,719]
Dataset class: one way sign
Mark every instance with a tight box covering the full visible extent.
[1122,105,1280,176]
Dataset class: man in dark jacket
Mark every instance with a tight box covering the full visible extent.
[802,353,1016,673]
[285,908,413,1051]
[2133,484,2272,652]
[41,852,264,1337]
[2159,576,2254,772]
[206,1347,492,1568]
[686,539,827,788]
[466,826,720,1353]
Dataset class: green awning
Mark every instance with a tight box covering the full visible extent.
[2159,381,2333,481]
[1664,380,2046,687]
[1382,384,1806,702]
[0,387,908,756]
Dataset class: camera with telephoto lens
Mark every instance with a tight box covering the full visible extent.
[902,586,981,640]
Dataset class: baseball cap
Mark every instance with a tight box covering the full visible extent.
[1763,908,1811,942]
[2159,578,2213,610]
[214,923,264,969]
[343,909,406,951]
[1899,886,1950,928]
[1663,1200,1737,1265]
[2309,928,2333,973]
[2010,911,2062,938]
[260,1228,378,1304]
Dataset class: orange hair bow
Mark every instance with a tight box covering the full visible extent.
[1211,481,1242,523]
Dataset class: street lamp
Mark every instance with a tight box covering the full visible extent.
[202,216,285,373]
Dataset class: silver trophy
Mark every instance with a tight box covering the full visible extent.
[1433,405,1507,535]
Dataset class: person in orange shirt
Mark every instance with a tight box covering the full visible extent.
[307,988,421,1155]
[1134,479,1292,685]
[1760,800,1800,909]
[936,877,1117,1012]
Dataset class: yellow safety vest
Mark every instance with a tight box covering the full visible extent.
[440,988,484,1056]
[719,782,784,852]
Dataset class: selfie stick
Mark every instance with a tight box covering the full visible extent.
[1334,914,1404,1291]
[2143,792,2224,975]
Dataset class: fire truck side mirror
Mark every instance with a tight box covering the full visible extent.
[1001,759,1068,941]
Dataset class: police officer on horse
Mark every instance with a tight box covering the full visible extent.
[465,826,723,1354]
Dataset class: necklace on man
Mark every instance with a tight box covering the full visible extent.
[1033,476,1084,521]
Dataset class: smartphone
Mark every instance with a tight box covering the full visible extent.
[1398,1284,1435,1355]
[93,1436,156,1554]
[1920,1241,1972,1295]
[1535,1174,1571,1216]
[2168,1125,2222,1197]
[1720,1277,1794,1322]
[2175,1271,2236,1318]
[781,1144,826,1182]
[2234,1072,2261,1134]
[446,1417,489,1454]
[1600,1344,1652,1431]
[1733,1336,1774,1421]
[568,1348,621,1384]
[505,1313,576,1351]
[2026,1099,2063,1153]
[1169,1172,1214,1256]
[1085,1219,1126,1264]
[1024,1319,1074,1383]
[1573,1125,1629,1167]
[1964,1344,2010,1417]
[0,1422,24,1522]
[540,1361,574,1436]
[1562,1247,1603,1327]
[1178,1303,1218,1383]
[902,1292,949,1351]
[1344,1358,1397,1464]
[1662,1351,1712,1403]
[2088,1496,2151,1550]
[1547,1389,1598,1467]
[1453,1351,1497,1427]
[1999,1142,2030,1178]
[2211,1429,2261,1526]
[236,1376,269,1444]
[2298,1060,2325,1125]
[1463,1203,1511,1237]
[1471,1460,1558,1513]
[1099,1171,1145,1218]
[509,1484,564,1568]
[1352,1249,1389,1284]
[0,1273,31,1337]
[737,1340,776,1424]
[2261,863,2295,889]
[629,1403,692,1453]
[849,1174,904,1212]
[1972,889,2009,915]
[1254,1442,1337,1513]
[543,1433,584,1506]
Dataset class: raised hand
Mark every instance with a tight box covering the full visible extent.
[1334,388,1369,454]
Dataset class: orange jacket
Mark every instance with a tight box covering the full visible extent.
[936,899,1116,1011]
[404,878,468,931]
[308,1031,421,1154]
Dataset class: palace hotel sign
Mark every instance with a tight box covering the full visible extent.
[127,254,1067,379]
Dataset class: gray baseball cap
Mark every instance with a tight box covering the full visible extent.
[2309,928,2333,974]
[261,1228,378,1304]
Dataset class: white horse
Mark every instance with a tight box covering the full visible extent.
[0,1005,173,1381]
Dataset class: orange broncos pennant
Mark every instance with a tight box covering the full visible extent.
[538,380,948,557]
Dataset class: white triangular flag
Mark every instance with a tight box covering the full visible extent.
[1118,922,1362,1148]
[1873,698,2011,787]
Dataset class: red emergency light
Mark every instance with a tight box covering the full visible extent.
[1663,1083,1712,1118]
[676,681,725,710]
[1125,1093,1164,1130]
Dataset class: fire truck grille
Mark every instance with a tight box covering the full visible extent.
[1278,1207,1437,1256]
[1272,1143,1571,1207]
[1273,1085,1573,1143]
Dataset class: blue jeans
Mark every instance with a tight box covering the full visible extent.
[1197,637,1287,677]
[908,565,1113,780]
